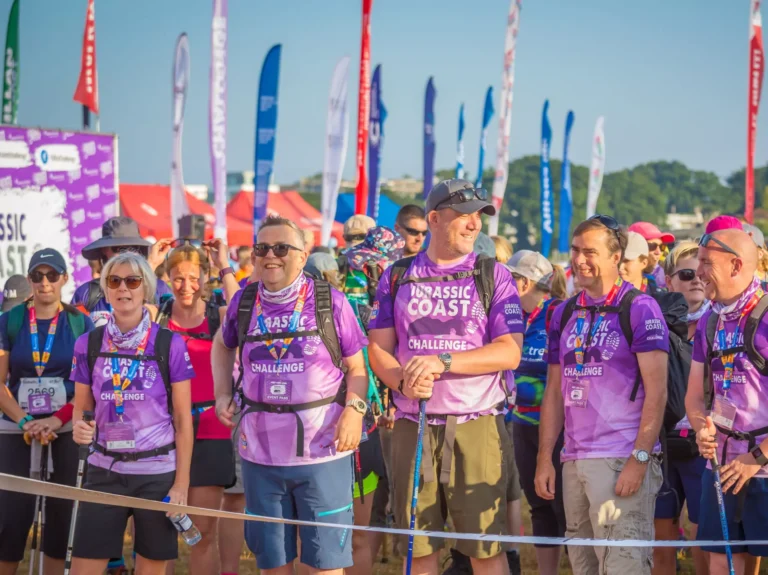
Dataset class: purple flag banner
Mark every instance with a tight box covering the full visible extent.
[209,0,227,240]
[0,126,118,301]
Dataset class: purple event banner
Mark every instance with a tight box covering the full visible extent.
[0,126,118,299]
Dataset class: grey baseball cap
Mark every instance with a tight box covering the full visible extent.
[305,252,339,279]
[506,250,554,288]
[2,275,32,312]
[425,179,496,216]
[744,223,766,248]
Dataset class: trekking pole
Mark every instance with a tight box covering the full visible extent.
[405,399,427,575]
[64,410,94,575]
[711,453,735,575]
[38,441,50,575]
[28,438,44,575]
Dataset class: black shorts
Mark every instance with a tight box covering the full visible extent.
[73,466,178,561]
[0,432,79,562]
[358,427,386,479]
[190,439,236,488]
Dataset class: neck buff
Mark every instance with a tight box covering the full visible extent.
[712,276,761,322]
[686,299,711,324]
[106,307,151,350]
[260,272,307,304]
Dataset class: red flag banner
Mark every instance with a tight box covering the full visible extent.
[747,0,764,223]
[354,0,372,215]
[73,0,99,115]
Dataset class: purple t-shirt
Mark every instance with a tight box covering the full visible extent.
[651,264,666,289]
[70,323,195,474]
[547,281,669,461]
[368,252,524,422]
[693,307,768,478]
[221,278,367,467]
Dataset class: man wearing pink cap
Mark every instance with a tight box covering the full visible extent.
[628,222,675,290]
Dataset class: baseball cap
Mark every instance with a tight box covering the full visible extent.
[343,214,376,242]
[705,215,743,234]
[623,231,650,261]
[81,216,152,261]
[28,248,67,274]
[305,252,339,279]
[743,223,765,248]
[506,250,553,288]
[425,179,496,216]
[2,275,31,312]
[628,222,675,244]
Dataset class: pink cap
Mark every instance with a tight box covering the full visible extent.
[628,221,675,244]
[704,215,743,234]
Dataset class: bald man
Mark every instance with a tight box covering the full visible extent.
[685,228,768,572]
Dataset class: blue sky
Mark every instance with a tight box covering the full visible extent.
[8,0,761,187]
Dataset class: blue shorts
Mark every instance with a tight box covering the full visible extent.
[697,468,768,556]
[242,455,354,570]
[655,456,706,523]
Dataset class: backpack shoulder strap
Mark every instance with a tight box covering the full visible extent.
[745,294,768,376]
[205,291,224,336]
[153,327,174,414]
[62,303,86,339]
[156,297,173,329]
[703,310,719,410]
[474,255,496,317]
[87,326,106,379]
[237,282,259,349]
[389,256,417,301]
[6,303,26,347]
[545,299,564,333]
[85,279,103,312]
[617,288,643,348]
[559,295,580,333]
[313,279,342,369]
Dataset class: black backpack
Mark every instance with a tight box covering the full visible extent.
[83,279,103,313]
[155,289,226,340]
[559,289,690,434]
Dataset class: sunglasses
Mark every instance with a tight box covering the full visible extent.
[588,214,623,249]
[403,226,428,238]
[671,268,696,282]
[253,243,303,258]
[698,233,740,257]
[647,241,663,252]
[343,234,367,243]
[435,186,489,210]
[106,275,144,290]
[29,270,62,284]
[170,238,203,249]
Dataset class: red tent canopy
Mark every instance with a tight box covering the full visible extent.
[226,190,345,247]
[119,183,253,246]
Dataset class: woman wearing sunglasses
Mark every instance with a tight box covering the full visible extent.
[155,242,234,575]
[652,241,709,575]
[0,248,95,574]
[69,252,195,575]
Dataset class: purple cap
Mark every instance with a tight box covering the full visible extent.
[705,215,743,234]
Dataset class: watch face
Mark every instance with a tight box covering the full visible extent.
[636,450,650,463]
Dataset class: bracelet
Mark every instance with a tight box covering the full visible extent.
[54,403,74,426]
[219,266,235,280]
[17,414,33,430]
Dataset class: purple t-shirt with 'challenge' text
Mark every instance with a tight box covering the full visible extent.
[547,281,668,461]
[70,323,195,474]
[369,252,524,421]
[221,278,366,467]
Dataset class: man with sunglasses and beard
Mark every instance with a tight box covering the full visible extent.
[686,226,768,572]
[394,205,428,257]
[368,179,525,575]
[536,215,668,575]
[629,222,676,290]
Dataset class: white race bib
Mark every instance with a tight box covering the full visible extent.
[18,377,67,414]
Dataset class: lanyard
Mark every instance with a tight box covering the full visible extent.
[640,277,648,293]
[254,282,309,365]
[716,289,764,394]
[29,302,62,380]
[573,279,623,373]
[525,298,549,332]
[109,329,151,420]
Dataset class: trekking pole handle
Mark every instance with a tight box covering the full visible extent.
[83,411,94,423]
[79,411,95,458]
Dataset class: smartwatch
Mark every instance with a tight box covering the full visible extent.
[751,445,768,467]
[219,266,235,280]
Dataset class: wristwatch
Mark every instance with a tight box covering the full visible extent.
[438,353,452,373]
[631,449,650,464]
[346,398,367,416]
[219,266,235,280]
[751,445,768,467]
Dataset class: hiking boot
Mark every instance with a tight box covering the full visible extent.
[442,548,473,575]
[507,550,521,575]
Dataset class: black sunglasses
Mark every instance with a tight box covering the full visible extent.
[588,214,624,249]
[253,243,303,258]
[698,233,740,257]
[29,270,62,284]
[343,234,367,243]
[106,275,144,290]
[671,268,696,282]
[435,187,488,210]
[402,226,428,237]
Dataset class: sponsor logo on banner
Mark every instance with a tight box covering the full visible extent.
[82,167,98,177]
[34,144,82,172]
[69,192,85,202]
[89,228,101,241]
[71,209,85,225]
[86,210,101,220]
[86,184,100,201]
[102,204,116,219]
[0,176,11,189]
[48,173,66,182]
[27,130,40,143]
[0,139,31,168]
[82,141,96,158]
[32,172,47,186]
[68,170,81,183]
[99,161,112,177]
[71,235,89,245]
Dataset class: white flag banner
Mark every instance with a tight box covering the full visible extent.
[487,0,521,237]
[171,33,191,237]
[321,56,351,246]
[586,116,605,218]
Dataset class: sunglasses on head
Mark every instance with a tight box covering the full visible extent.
[435,187,488,210]
[588,214,623,248]
[403,226,428,237]
[170,238,203,249]
[106,275,144,290]
[253,243,302,258]
[671,268,696,282]
[698,233,740,257]
[29,270,61,284]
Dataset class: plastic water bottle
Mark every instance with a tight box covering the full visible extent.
[162,496,201,546]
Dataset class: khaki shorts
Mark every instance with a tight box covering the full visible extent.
[563,457,663,575]
[391,414,511,559]
[504,419,522,502]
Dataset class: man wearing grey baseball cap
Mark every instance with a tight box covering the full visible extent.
[368,179,525,574]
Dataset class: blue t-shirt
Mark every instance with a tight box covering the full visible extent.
[506,298,556,426]
[71,279,171,314]
[0,307,95,421]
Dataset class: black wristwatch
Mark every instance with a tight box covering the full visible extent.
[751,445,768,467]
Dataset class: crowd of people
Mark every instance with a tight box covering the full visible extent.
[0,178,766,575]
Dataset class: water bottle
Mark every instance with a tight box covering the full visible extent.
[162,496,201,546]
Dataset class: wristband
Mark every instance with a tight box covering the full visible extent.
[18,414,33,430]
[751,445,768,467]
[219,267,235,280]
[54,403,74,426]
